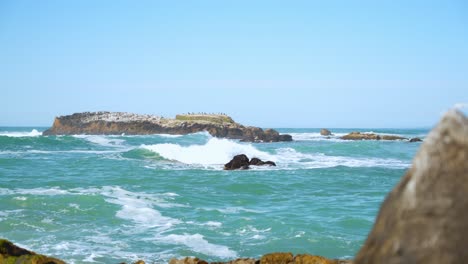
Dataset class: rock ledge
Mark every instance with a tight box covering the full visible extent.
[43,112,293,143]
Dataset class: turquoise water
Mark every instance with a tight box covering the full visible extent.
[0,127,426,263]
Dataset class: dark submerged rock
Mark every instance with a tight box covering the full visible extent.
[249,157,276,167]
[224,154,250,170]
[224,155,276,170]
[409,137,423,142]
[355,110,468,264]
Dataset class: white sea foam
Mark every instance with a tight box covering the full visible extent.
[238,225,271,240]
[275,148,409,169]
[0,187,71,196]
[73,135,125,147]
[99,186,181,230]
[156,134,184,138]
[0,129,42,137]
[186,220,223,228]
[0,186,181,230]
[142,137,275,165]
[289,132,347,141]
[289,131,411,141]
[141,136,408,169]
[158,233,237,259]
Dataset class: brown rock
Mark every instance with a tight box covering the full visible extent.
[231,259,259,264]
[169,257,208,264]
[341,132,406,141]
[260,252,294,264]
[355,110,468,264]
[294,254,337,264]
[381,135,406,140]
[42,112,293,143]
[320,129,332,136]
[0,239,65,264]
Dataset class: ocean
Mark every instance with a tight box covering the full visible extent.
[0,127,427,263]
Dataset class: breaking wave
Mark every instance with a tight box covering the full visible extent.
[141,137,275,165]
[141,138,409,169]
[0,129,42,137]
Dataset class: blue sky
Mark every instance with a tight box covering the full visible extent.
[1,0,467,128]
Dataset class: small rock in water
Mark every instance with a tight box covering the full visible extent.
[320,129,332,136]
[224,155,276,170]
[409,137,422,142]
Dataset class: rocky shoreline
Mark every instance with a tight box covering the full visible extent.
[42,112,293,143]
[3,110,466,264]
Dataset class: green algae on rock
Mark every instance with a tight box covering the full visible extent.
[0,239,65,264]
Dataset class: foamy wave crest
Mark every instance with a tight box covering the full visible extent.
[73,135,125,147]
[141,137,275,165]
[99,186,181,230]
[0,186,181,230]
[0,129,42,137]
[0,187,70,196]
[158,233,237,259]
[275,148,409,169]
[289,132,347,141]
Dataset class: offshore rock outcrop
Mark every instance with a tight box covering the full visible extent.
[355,110,468,264]
[224,154,276,170]
[43,112,293,143]
[320,129,332,136]
[340,131,407,141]
[0,238,65,264]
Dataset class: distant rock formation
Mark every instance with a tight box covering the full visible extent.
[355,110,468,263]
[409,137,423,142]
[320,129,332,136]
[340,132,407,141]
[0,238,65,264]
[169,253,352,264]
[224,154,276,170]
[42,112,293,143]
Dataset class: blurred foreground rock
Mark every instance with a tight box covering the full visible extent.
[355,110,468,263]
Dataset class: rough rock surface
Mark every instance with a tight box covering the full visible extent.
[320,129,332,136]
[224,155,277,170]
[42,112,293,143]
[0,238,65,264]
[224,154,251,170]
[169,253,352,264]
[340,132,407,141]
[355,110,468,264]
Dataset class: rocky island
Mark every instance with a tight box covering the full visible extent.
[42,112,293,142]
